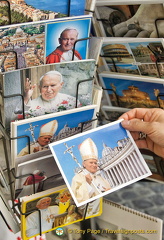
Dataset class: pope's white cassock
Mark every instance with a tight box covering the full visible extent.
[17,119,58,157]
[71,138,111,204]
[25,93,81,116]
[26,205,59,237]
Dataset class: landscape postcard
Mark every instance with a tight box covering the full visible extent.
[0,15,92,72]
[49,120,151,207]
[95,1,164,38]
[0,0,86,25]
[100,38,164,78]
[99,72,164,109]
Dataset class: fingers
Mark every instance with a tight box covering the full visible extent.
[121,118,151,135]
[119,108,152,121]
[25,78,36,90]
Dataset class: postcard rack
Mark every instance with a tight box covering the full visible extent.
[72,37,91,61]
[100,48,163,79]
[155,18,164,38]
[0,76,94,134]
[99,50,164,110]
[95,11,164,39]
[14,198,92,239]
[0,104,99,240]
[0,0,75,27]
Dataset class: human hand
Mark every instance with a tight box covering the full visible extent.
[85,174,93,185]
[33,146,39,153]
[24,78,36,104]
[50,214,55,219]
[103,187,111,191]
[119,108,164,158]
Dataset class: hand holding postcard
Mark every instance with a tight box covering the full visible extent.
[49,120,152,207]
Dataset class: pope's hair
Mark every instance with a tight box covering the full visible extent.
[39,70,63,86]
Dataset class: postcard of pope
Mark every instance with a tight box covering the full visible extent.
[49,119,152,207]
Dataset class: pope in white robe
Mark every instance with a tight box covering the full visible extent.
[71,138,111,204]
[24,70,81,117]
[25,197,59,237]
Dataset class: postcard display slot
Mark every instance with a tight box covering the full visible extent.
[0,71,97,239]
[0,2,164,240]
[0,0,98,238]
[100,50,164,108]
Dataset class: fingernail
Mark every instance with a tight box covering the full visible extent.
[122,120,130,126]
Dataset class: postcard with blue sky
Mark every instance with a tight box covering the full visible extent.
[101,38,164,78]
[11,105,98,166]
[99,72,164,109]
[45,16,92,61]
[49,120,151,207]
[108,63,140,75]
[0,0,86,25]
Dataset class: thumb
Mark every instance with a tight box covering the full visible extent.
[121,119,151,134]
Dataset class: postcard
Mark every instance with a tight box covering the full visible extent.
[92,84,103,111]
[94,1,164,38]
[21,186,102,239]
[49,119,151,207]
[100,38,164,78]
[0,22,46,71]
[45,17,91,63]
[0,15,92,72]
[0,0,86,25]
[14,150,65,199]
[99,71,164,109]
[10,104,98,166]
[2,59,96,130]
[88,37,103,65]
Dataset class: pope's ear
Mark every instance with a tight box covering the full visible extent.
[82,161,86,168]
[58,38,61,44]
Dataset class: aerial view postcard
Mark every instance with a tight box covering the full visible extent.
[0,0,86,25]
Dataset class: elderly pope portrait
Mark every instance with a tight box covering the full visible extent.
[46,28,82,64]
[25,196,59,237]
[17,119,58,157]
[71,138,111,203]
[24,70,81,117]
